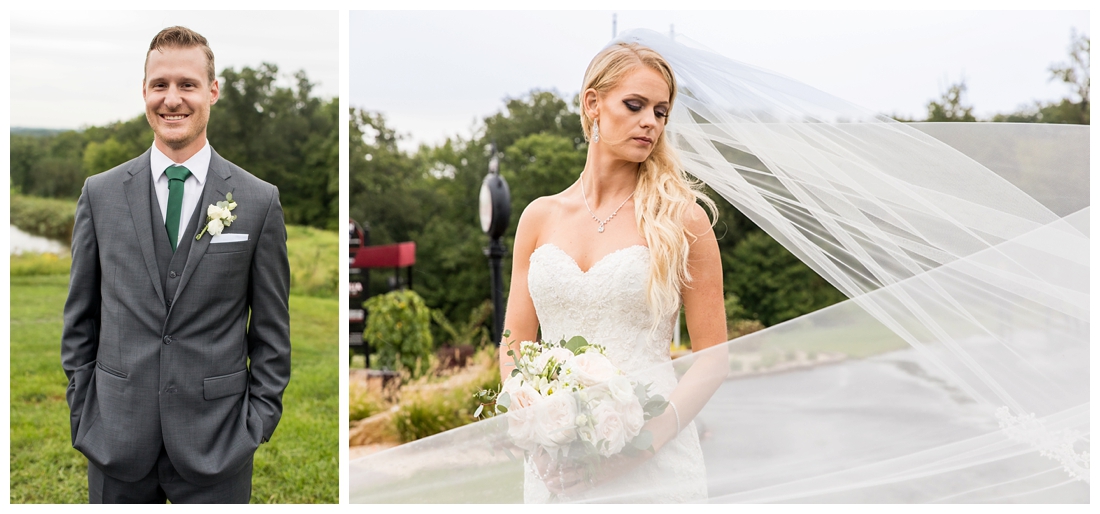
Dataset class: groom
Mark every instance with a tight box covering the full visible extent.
[61,26,291,503]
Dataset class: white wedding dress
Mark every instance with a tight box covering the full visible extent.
[523,243,708,503]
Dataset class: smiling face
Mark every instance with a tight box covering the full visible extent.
[584,65,671,164]
[143,45,219,160]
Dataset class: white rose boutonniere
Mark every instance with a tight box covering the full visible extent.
[196,192,238,240]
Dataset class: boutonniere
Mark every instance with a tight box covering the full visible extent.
[196,192,238,240]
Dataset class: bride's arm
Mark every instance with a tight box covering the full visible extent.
[648,202,729,452]
[499,198,549,380]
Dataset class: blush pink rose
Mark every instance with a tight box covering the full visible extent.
[563,351,618,387]
[533,392,578,448]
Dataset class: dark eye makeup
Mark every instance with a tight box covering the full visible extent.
[624,99,669,119]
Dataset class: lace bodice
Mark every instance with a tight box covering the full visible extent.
[528,244,677,376]
[523,243,707,503]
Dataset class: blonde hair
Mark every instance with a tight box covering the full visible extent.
[581,42,718,319]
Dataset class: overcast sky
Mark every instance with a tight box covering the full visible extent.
[10,10,339,130]
[350,10,1089,152]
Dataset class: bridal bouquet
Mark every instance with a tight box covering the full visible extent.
[476,334,667,459]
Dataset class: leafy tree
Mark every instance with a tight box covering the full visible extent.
[9,134,47,195]
[925,82,976,122]
[990,99,1089,124]
[209,64,338,229]
[28,156,84,199]
[82,137,132,177]
[1050,29,1090,107]
[993,31,1089,125]
[501,132,587,231]
[483,90,583,151]
[80,114,153,164]
[348,109,432,246]
[20,130,86,198]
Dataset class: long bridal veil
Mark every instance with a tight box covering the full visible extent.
[350,29,1089,503]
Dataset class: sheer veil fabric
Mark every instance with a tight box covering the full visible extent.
[350,29,1089,503]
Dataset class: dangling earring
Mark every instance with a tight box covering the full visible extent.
[592,119,600,143]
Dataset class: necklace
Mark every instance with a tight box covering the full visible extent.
[580,172,635,233]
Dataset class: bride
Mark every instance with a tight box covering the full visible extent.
[501,41,727,502]
[350,29,1089,503]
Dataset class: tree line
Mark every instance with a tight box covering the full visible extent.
[912,31,1088,124]
[10,64,338,230]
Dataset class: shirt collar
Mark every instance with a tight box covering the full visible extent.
[150,141,211,186]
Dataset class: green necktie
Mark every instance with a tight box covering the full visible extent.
[164,165,192,252]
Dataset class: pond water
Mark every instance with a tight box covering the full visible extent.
[10,225,68,255]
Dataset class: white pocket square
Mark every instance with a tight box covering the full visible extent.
[211,233,249,243]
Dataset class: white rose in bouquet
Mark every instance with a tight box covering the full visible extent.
[562,351,617,387]
[502,377,542,450]
[534,392,579,448]
[590,401,630,457]
[507,402,539,451]
[606,376,646,440]
[619,392,645,442]
[503,376,541,409]
[607,376,635,404]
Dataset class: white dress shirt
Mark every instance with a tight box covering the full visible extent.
[150,142,211,248]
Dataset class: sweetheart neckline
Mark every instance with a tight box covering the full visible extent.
[532,243,648,274]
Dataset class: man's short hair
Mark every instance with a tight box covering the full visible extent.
[145,26,216,84]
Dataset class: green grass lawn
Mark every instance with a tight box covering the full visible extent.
[9,272,339,503]
[286,225,338,298]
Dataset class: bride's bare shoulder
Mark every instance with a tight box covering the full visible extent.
[515,194,568,250]
[517,194,568,230]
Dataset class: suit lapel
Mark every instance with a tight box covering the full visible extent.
[123,149,166,306]
[172,149,235,306]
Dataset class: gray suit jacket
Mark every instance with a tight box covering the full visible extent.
[61,148,291,486]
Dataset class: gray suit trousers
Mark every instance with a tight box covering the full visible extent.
[88,445,252,504]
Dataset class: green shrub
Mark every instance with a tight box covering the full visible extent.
[349,381,385,422]
[725,231,847,326]
[10,194,77,243]
[391,390,467,442]
[728,319,766,340]
[431,299,491,348]
[10,253,72,276]
[391,347,501,442]
[724,293,748,322]
[363,289,434,378]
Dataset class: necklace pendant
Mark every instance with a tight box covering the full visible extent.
[598,223,605,233]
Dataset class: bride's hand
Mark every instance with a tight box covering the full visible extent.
[534,446,656,496]
[535,407,683,495]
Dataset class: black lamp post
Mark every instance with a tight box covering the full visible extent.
[479,147,511,346]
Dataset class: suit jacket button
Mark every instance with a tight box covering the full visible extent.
[163,335,172,345]
[166,299,172,308]
[169,271,178,278]
[166,386,177,394]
